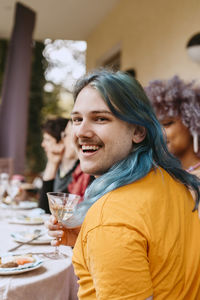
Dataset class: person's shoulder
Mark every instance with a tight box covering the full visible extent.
[81,167,188,236]
[81,169,165,228]
[85,167,175,215]
[106,167,177,200]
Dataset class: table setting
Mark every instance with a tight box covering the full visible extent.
[0,181,79,300]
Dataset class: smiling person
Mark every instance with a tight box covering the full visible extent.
[39,118,92,213]
[145,76,200,177]
[47,70,200,300]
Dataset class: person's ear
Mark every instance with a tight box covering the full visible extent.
[132,125,146,143]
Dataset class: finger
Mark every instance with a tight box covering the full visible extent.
[48,229,64,238]
[45,220,61,231]
[45,215,58,227]
[51,239,60,246]
[50,215,58,224]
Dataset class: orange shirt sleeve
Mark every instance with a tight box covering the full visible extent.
[84,224,153,300]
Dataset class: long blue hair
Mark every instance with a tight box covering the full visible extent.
[65,69,200,228]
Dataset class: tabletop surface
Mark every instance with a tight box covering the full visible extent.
[0,203,78,300]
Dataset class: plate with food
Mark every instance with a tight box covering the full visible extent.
[9,215,44,225]
[13,201,38,210]
[0,253,43,275]
[11,230,52,245]
[0,201,38,210]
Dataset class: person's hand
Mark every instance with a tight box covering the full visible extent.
[43,142,65,181]
[45,216,81,247]
[46,142,65,165]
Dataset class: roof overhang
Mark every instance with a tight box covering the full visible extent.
[0,0,120,41]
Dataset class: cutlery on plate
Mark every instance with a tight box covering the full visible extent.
[7,230,43,252]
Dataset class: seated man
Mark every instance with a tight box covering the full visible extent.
[47,69,200,300]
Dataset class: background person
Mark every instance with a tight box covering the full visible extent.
[39,118,92,213]
[145,76,200,177]
[46,70,200,300]
[41,117,68,155]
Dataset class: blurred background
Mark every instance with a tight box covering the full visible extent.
[0,0,199,179]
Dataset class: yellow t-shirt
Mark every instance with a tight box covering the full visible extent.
[73,168,200,300]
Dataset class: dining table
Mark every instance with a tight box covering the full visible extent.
[0,202,79,300]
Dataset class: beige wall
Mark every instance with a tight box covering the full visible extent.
[86,0,200,86]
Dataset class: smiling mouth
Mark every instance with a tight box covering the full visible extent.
[81,145,100,153]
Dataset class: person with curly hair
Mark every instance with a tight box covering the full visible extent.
[145,76,200,177]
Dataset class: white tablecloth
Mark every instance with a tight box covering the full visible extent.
[0,207,78,300]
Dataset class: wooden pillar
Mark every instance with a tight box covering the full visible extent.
[0,2,36,174]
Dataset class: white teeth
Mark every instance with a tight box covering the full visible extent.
[82,145,99,150]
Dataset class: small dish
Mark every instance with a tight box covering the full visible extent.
[0,201,38,210]
[0,254,43,275]
[11,230,52,245]
[9,216,44,225]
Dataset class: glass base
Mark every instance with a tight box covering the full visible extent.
[43,247,68,260]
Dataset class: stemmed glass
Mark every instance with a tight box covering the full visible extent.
[0,173,9,203]
[47,192,80,258]
[7,179,20,204]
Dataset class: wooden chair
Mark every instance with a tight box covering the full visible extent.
[0,158,13,177]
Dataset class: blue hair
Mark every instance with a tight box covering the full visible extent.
[65,69,200,228]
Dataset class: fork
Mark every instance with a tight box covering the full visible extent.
[7,230,43,252]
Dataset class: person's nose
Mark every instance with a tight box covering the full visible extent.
[74,120,94,138]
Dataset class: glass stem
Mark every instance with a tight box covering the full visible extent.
[55,246,59,255]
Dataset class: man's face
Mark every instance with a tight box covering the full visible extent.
[160,117,193,158]
[71,86,135,176]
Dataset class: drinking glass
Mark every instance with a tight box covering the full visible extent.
[7,179,20,203]
[47,192,80,258]
[0,173,9,203]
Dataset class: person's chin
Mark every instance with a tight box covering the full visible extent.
[80,163,95,175]
[80,163,104,177]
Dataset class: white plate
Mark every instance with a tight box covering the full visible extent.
[9,216,44,225]
[0,201,38,210]
[11,230,52,245]
[0,254,43,275]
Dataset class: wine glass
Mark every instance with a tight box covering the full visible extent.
[7,179,20,204]
[0,173,9,203]
[47,192,80,258]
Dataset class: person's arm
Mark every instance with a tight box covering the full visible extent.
[38,179,54,213]
[79,225,153,300]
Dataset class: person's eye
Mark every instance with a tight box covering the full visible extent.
[72,117,82,124]
[162,121,174,127]
[95,116,108,122]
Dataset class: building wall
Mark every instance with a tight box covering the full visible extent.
[86,0,200,85]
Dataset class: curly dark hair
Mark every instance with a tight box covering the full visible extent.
[41,117,69,142]
[145,75,200,139]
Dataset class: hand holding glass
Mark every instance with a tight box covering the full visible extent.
[47,192,80,257]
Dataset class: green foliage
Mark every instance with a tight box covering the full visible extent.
[26,41,66,175]
[26,41,46,174]
[0,39,67,176]
[42,84,64,119]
